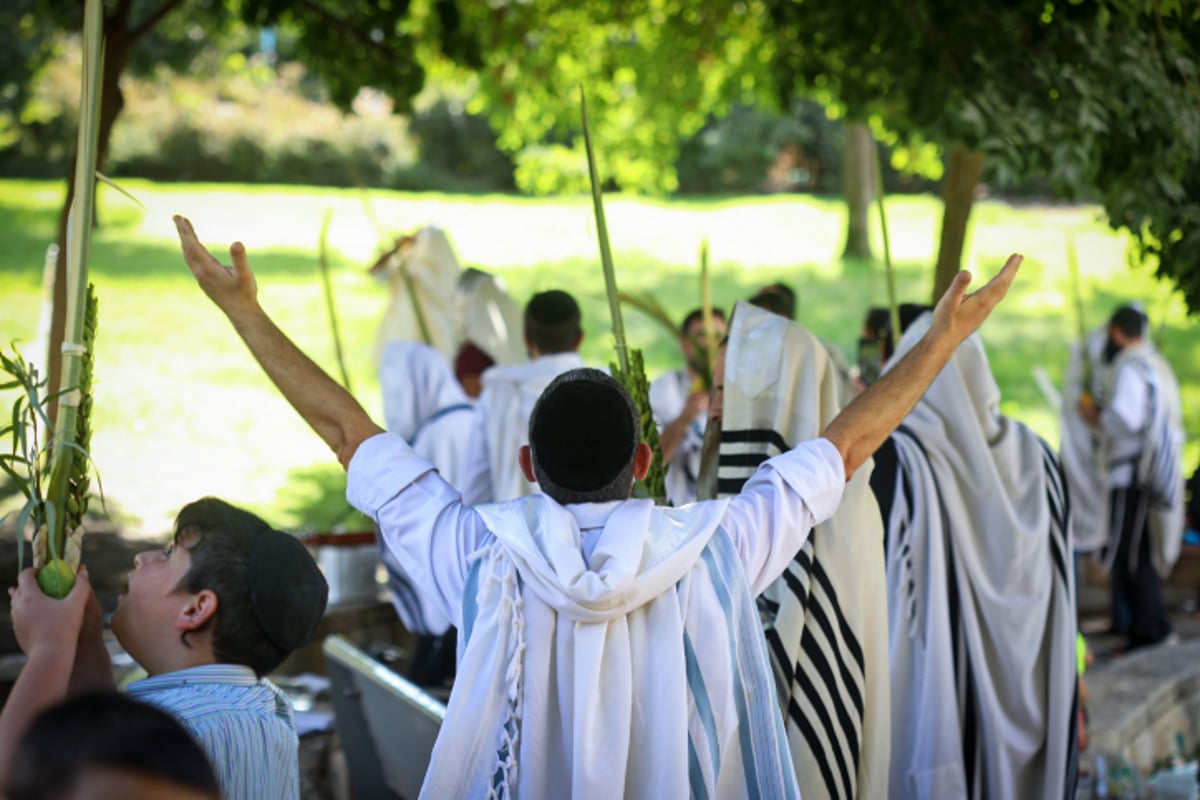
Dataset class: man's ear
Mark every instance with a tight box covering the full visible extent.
[632,442,653,481]
[519,445,537,483]
[572,331,584,351]
[175,589,218,633]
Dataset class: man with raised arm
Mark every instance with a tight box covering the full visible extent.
[174,215,1020,799]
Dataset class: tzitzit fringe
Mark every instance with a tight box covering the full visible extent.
[487,546,527,799]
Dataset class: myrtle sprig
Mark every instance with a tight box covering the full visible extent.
[65,283,99,531]
[611,348,667,504]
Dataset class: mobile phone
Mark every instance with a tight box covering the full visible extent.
[858,338,883,385]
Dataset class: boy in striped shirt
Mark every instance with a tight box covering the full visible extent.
[6,497,328,800]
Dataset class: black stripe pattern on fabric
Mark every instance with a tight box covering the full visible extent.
[721,425,866,800]
[782,537,866,800]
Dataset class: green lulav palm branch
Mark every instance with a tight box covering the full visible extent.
[581,88,667,503]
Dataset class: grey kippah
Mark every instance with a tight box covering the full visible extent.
[248,531,329,652]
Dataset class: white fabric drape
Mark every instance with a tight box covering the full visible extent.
[457,267,527,366]
[470,353,584,504]
[373,226,463,364]
[421,496,801,800]
[379,341,470,441]
[1060,326,1109,553]
[881,313,1077,800]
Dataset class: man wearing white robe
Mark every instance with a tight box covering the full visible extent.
[650,307,726,507]
[871,311,1077,800]
[174,215,1021,799]
[459,290,585,505]
[1079,305,1184,648]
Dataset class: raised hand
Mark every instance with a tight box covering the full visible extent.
[929,254,1023,346]
[9,566,91,661]
[174,215,258,319]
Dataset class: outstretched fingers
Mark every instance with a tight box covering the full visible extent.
[173,216,223,278]
[967,253,1022,306]
[230,241,252,283]
[957,253,1021,325]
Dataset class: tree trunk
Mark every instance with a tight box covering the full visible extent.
[841,122,875,261]
[931,147,985,301]
[46,21,129,425]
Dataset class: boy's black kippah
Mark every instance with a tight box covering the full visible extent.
[531,369,637,492]
[247,530,329,652]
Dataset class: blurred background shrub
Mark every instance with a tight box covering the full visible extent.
[0,35,1022,198]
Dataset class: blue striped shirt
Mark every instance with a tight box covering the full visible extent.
[128,664,299,800]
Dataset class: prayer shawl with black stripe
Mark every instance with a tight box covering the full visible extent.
[710,302,890,800]
[1099,341,1186,576]
[880,313,1077,800]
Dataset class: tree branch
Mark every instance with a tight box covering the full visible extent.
[295,0,399,60]
[1154,0,1200,105]
[128,0,186,43]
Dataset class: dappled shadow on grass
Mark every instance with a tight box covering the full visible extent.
[0,201,60,279]
[0,199,329,282]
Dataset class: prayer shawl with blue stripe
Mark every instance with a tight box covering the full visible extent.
[879,313,1077,800]
[421,496,799,799]
[711,302,891,800]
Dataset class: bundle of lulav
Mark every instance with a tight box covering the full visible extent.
[35,0,106,598]
[33,286,99,597]
[580,88,666,504]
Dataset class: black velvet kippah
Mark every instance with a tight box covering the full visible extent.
[530,369,637,492]
[248,531,329,652]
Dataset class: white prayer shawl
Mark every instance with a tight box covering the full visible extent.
[1059,326,1109,553]
[457,267,527,366]
[374,226,463,364]
[881,313,1077,800]
[411,403,476,493]
[379,341,471,441]
[421,496,800,800]
[1100,342,1185,575]
[470,352,585,504]
[715,302,890,800]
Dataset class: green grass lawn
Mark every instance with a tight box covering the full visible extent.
[1,177,1197,537]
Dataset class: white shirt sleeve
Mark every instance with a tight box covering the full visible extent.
[346,433,493,627]
[720,437,846,595]
[1104,361,1149,434]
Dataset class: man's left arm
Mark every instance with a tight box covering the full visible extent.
[721,439,845,595]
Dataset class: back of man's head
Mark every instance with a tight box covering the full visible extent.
[6,692,220,800]
[1110,305,1147,340]
[524,290,582,355]
[528,369,640,504]
[174,497,329,677]
[750,283,795,320]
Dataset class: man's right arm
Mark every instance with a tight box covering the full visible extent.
[175,217,382,468]
[821,255,1023,480]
